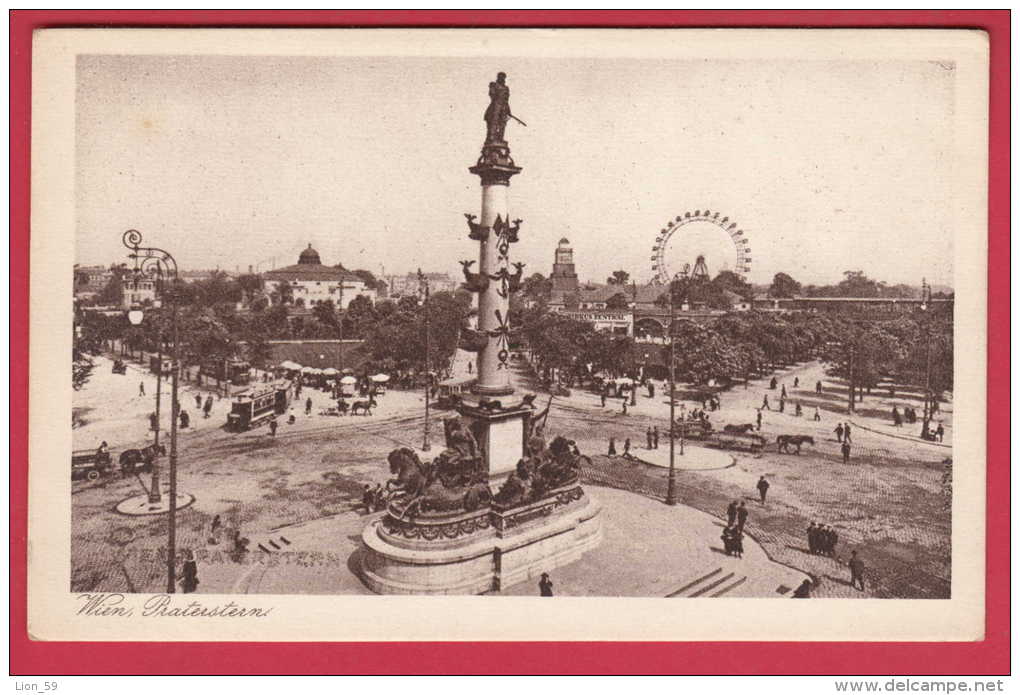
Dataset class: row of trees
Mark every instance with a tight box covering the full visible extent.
[519,300,953,396]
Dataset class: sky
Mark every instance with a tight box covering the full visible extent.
[76,54,955,286]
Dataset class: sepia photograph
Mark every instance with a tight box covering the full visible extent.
[26,26,990,643]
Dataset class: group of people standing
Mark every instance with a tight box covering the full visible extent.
[722,500,750,558]
[807,522,838,556]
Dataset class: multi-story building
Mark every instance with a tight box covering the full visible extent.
[262,244,376,309]
[73,264,113,299]
[387,271,460,299]
[550,237,579,294]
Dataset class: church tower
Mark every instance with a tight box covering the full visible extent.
[550,237,579,293]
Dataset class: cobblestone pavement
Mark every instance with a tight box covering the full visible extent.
[580,453,949,599]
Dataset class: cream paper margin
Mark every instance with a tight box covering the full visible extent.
[28,28,989,642]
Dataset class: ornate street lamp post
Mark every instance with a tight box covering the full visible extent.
[665,264,690,506]
[122,229,188,593]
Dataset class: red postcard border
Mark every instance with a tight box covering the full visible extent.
[9,10,1009,676]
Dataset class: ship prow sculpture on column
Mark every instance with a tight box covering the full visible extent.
[359,73,603,595]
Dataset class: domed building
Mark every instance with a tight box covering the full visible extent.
[263,244,376,309]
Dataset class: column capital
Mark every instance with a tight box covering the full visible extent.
[469,143,522,186]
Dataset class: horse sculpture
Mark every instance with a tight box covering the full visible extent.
[494,435,581,508]
[119,442,165,476]
[776,434,815,454]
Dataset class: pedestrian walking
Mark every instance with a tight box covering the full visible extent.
[726,500,738,526]
[795,401,802,417]
[770,377,777,390]
[653,426,660,449]
[203,395,213,419]
[180,550,199,594]
[835,423,844,442]
[467,361,473,374]
[600,391,606,407]
[936,423,945,442]
[736,501,748,531]
[843,422,852,443]
[791,579,812,598]
[269,417,278,437]
[892,406,902,427]
[646,427,653,450]
[779,397,786,413]
[305,397,313,416]
[621,400,628,415]
[195,393,202,408]
[762,395,771,411]
[816,380,823,394]
[539,572,554,597]
[756,409,763,431]
[756,476,770,504]
[849,551,866,591]
[841,440,851,464]
[139,382,146,397]
[794,377,799,388]
[781,384,787,399]
[608,437,617,456]
[813,407,821,422]
[179,410,190,429]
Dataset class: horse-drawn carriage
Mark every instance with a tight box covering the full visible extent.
[707,430,767,455]
[71,448,112,481]
[671,419,712,440]
[111,359,127,375]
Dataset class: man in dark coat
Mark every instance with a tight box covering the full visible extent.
[816,380,823,394]
[305,397,313,415]
[756,409,763,431]
[539,572,554,597]
[843,422,852,443]
[762,395,771,411]
[652,426,660,449]
[791,579,812,598]
[835,423,844,442]
[936,423,945,442]
[600,391,606,407]
[269,417,278,437]
[608,437,616,456]
[841,440,852,464]
[849,551,866,591]
[756,476,770,504]
[203,395,213,419]
[646,427,654,450]
[727,500,738,526]
[736,502,749,532]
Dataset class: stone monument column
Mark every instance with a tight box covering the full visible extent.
[469,146,520,397]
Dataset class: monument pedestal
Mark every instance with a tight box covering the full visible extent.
[358,485,602,595]
[455,399,531,489]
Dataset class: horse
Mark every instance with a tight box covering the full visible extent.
[119,442,166,475]
[724,423,756,434]
[351,397,376,416]
[776,434,815,455]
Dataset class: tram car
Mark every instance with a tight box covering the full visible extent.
[227,382,290,431]
[204,358,253,386]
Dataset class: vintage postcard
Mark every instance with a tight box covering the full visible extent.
[28,27,988,642]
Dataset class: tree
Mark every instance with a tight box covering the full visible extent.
[605,292,630,311]
[670,320,744,385]
[96,264,128,306]
[769,272,802,298]
[312,299,339,328]
[606,270,630,286]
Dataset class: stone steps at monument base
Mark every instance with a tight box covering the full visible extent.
[665,567,749,598]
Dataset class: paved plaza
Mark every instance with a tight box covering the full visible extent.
[71,346,951,599]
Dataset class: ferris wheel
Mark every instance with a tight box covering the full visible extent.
[650,210,752,284]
